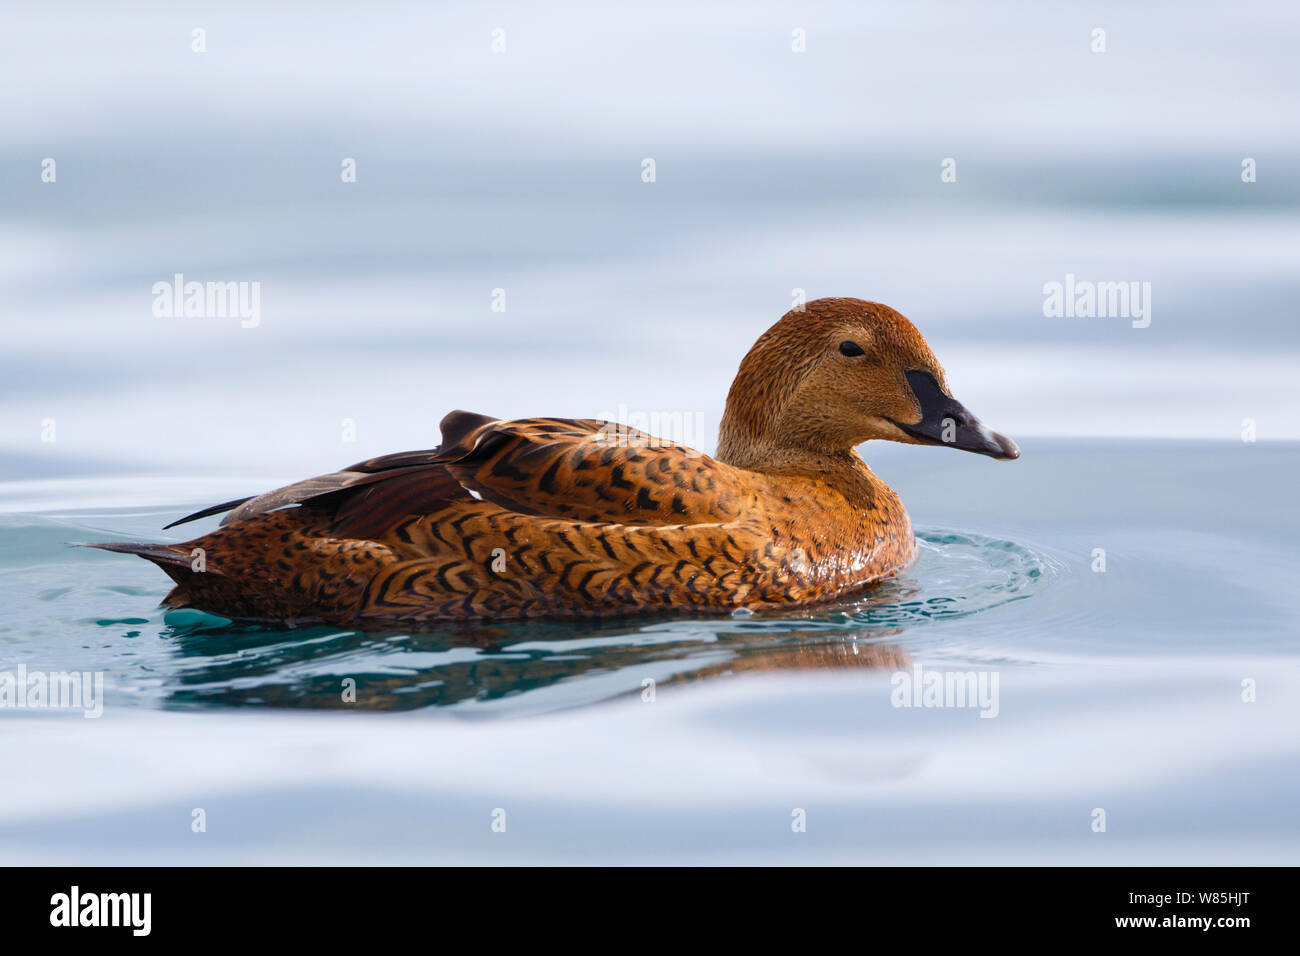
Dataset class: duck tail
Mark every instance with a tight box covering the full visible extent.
[75,541,196,585]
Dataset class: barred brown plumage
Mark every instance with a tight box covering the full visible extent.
[82,298,1018,625]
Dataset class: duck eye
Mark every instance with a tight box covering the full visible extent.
[838,340,865,357]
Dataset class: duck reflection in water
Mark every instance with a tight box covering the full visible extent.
[162,616,910,713]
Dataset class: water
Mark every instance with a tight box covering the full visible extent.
[3,0,1298,864]
[3,440,1297,863]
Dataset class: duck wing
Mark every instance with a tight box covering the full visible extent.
[429,415,755,526]
[164,410,755,540]
[160,410,500,532]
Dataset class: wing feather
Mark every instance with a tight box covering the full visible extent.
[159,409,756,540]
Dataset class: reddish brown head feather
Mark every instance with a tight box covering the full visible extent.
[716,298,948,471]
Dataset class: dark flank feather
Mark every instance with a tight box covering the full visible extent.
[161,409,500,531]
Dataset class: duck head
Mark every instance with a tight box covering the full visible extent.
[716,297,1019,471]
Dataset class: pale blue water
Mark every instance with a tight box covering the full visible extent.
[6,439,1294,714]
[2,441,1297,863]
[3,0,1298,865]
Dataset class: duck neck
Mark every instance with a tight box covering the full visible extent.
[716,438,889,507]
[717,389,896,505]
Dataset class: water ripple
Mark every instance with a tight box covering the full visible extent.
[2,513,1057,715]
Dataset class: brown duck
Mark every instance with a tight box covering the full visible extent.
[88,298,1018,626]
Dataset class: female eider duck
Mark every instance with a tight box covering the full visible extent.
[88,298,1018,625]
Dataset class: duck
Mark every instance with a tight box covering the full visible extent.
[86,297,1018,626]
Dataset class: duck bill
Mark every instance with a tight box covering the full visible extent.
[892,370,1020,460]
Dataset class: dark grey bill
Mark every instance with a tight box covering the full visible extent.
[889,370,1020,460]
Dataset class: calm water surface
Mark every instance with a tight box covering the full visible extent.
[2,440,1297,863]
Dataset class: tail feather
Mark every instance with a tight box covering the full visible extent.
[161,495,255,530]
[76,541,197,584]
